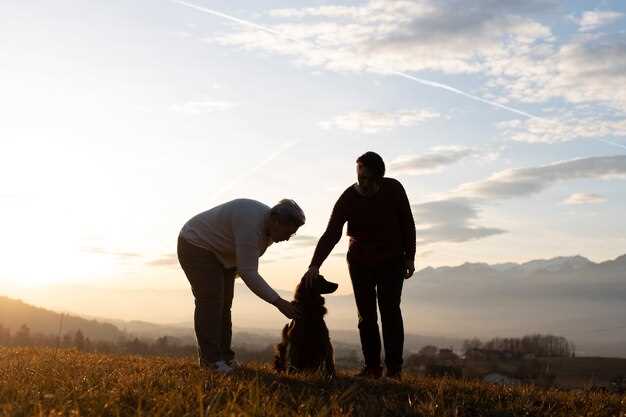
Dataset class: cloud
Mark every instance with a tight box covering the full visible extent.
[548,33,626,111]
[213,0,554,75]
[497,116,626,144]
[563,193,606,205]
[200,0,626,123]
[171,100,236,114]
[319,109,439,133]
[147,254,179,267]
[409,155,624,245]
[489,32,626,112]
[412,199,506,245]
[389,146,477,175]
[286,234,318,247]
[259,254,302,264]
[455,155,626,200]
[82,247,141,259]
[577,11,623,32]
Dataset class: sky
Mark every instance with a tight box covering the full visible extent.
[1,0,626,311]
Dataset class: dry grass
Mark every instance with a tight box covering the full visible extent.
[1,347,625,417]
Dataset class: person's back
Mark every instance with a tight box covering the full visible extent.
[330,177,412,264]
[180,198,272,269]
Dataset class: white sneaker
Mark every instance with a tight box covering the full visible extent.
[226,359,241,369]
[210,360,234,374]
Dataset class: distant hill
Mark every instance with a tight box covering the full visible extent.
[4,253,625,357]
[0,296,127,342]
[405,254,626,356]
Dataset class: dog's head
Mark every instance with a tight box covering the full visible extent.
[294,274,338,305]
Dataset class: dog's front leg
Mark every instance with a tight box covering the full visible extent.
[323,343,336,379]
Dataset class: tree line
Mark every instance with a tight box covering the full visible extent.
[0,323,196,357]
[1,323,577,361]
[461,334,576,357]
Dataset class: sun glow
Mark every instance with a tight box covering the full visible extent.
[0,191,126,288]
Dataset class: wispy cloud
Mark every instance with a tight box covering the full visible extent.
[259,254,302,264]
[319,109,439,134]
[455,155,626,200]
[412,199,506,245]
[285,234,318,247]
[178,0,549,120]
[175,0,626,152]
[171,100,236,114]
[411,155,626,246]
[82,247,141,259]
[489,32,626,113]
[577,11,623,32]
[389,146,478,176]
[497,116,626,144]
[227,0,554,76]
[563,193,607,205]
[147,254,179,267]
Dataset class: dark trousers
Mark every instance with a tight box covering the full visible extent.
[348,256,405,372]
[177,236,236,365]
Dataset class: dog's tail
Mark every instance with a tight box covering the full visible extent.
[273,323,290,372]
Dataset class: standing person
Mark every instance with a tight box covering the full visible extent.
[303,152,416,380]
[178,198,304,373]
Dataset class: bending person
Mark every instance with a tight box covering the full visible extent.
[178,198,304,373]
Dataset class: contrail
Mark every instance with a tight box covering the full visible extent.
[208,139,301,203]
[171,0,626,151]
[389,71,542,120]
[598,139,626,150]
[171,0,543,120]
[172,0,286,38]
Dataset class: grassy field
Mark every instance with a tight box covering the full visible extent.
[1,347,625,417]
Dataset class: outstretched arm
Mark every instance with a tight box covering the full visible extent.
[397,181,416,278]
[309,194,348,270]
[236,242,300,318]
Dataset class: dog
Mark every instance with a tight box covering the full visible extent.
[274,274,338,378]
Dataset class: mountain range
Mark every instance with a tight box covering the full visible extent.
[2,254,625,357]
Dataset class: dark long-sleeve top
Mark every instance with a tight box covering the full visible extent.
[310,177,416,267]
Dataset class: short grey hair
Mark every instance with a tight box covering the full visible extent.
[270,199,306,226]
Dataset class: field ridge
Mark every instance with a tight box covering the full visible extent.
[1,347,625,417]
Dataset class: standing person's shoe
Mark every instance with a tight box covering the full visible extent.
[355,366,383,379]
[226,359,241,370]
[202,360,234,374]
[385,369,402,381]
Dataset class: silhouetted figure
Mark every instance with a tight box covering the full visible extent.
[178,198,305,373]
[303,151,416,380]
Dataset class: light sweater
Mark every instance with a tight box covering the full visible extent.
[179,199,280,304]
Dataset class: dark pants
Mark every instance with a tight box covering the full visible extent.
[348,256,405,372]
[177,236,236,365]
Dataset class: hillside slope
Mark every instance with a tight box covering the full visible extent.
[0,296,126,342]
[1,347,624,417]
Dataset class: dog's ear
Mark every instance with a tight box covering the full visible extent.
[317,275,339,294]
